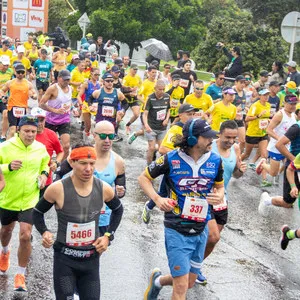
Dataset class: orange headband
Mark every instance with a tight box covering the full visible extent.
[70,147,97,161]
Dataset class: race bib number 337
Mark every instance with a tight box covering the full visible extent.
[181,196,208,222]
[66,221,95,246]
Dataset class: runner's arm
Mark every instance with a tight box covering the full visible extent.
[77,81,87,103]
[266,111,282,140]
[28,82,38,99]
[114,155,126,198]
[276,135,295,162]
[39,85,60,113]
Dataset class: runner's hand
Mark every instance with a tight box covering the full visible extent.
[9,160,22,170]
[162,119,168,127]
[238,161,247,173]
[89,106,97,112]
[93,236,109,254]
[290,186,298,198]
[50,160,58,172]
[38,174,47,189]
[145,126,152,133]
[156,197,175,212]
[42,231,54,248]
[55,108,67,114]
[116,185,125,198]
[206,188,223,206]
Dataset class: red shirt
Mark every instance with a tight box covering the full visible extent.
[36,128,63,186]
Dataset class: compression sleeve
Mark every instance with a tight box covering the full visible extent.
[106,195,123,236]
[87,94,96,106]
[33,197,54,235]
[54,159,72,181]
[115,173,126,198]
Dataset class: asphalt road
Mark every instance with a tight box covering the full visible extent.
[0,112,300,300]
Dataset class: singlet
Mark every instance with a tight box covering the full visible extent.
[46,83,72,125]
[54,52,67,71]
[85,80,100,101]
[93,152,116,227]
[55,176,103,250]
[95,88,119,123]
[267,109,296,154]
[212,140,236,191]
[28,49,39,61]
[233,88,246,117]
[7,79,29,111]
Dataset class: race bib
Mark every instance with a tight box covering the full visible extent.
[39,71,48,79]
[102,105,115,117]
[179,79,189,88]
[213,194,227,211]
[259,119,268,130]
[181,196,208,222]
[13,107,25,118]
[66,221,95,246]
[157,109,166,121]
[170,98,179,108]
[61,101,72,113]
[194,110,203,118]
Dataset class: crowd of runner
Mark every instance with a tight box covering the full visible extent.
[0,32,299,299]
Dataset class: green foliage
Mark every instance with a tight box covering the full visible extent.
[73,0,87,14]
[192,13,289,77]
[64,11,82,41]
[48,0,70,32]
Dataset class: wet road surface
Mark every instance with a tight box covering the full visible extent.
[1,112,300,300]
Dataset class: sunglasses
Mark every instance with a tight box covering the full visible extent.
[93,73,100,76]
[245,78,251,81]
[16,70,25,74]
[195,87,204,91]
[95,133,115,140]
[104,80,114,83]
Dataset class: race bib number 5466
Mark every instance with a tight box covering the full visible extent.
[66,221,95,246]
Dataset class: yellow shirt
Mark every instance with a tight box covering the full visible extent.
[184,93,213,112]
[161,123,183,150]
[0,49,13,59]
[0,68,13,88]
[53,52,67,71]
[209,101,237,131]
[91,60,99,68]
[71,68,85,98]
[138,79,156,112]
[66,53,73,64]
[123,74,142,88]
[167,84,185,117]
[11,56,31,70]
[23,41,33,51]
[246,101,271,137]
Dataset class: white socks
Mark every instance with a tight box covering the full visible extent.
[2,246,9,254]
[154,276,162,288]
[17,266,26,275]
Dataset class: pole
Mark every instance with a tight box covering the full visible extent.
[289,13,298,61]
[83,23,86,39]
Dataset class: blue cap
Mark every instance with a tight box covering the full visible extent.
[183,119,218,139]
[18,115,38,128]
[102,72,114,80]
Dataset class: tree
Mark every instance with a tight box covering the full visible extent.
[192,13,289,77]
[48,0,70,33]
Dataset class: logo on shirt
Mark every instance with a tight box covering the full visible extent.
[206,162,216,168]
[171,160,180,169]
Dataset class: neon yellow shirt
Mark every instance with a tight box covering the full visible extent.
[23,41,33,51]
[184,93,213,112]
[11,56,31,70]
[66,53,73,64]
[0,68,13,88]
[0,49,13,59]
[71,68,85,98]
[91,60,99,68]
[138,79,156,112]
[246,101,271,137]
[123,74,142,88]
[209,101,237,131]
[167,84,185,117]
[161,123,183,150]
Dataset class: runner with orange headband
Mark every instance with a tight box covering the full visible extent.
[33,143,124,300]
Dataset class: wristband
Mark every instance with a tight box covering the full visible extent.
[41,170,49,177]
[290,183,296,188]
[104,232,114,241]
[8,163,12,171]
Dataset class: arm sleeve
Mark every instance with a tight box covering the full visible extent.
[115,173,126,198]
[106,195,124,236]
[214,159,224,184]
[54,159,72,181]
[33,197,54,235]
[87,94,96,106]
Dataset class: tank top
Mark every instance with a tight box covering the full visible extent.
[267,109,296,154]
[54,52,67,71]
[233,88,246,118]
[28,49,39,61]
[93,151,116,227]
[46,83,72,125]
[95,88,119,123]
[212,140,236,191]
[8,79,29,111]
[55,176,103,250]
[85,80,100,101]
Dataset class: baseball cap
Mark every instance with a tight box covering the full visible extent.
[285,95,298,104]
[259,89,270,95]
[260,70,269,77]
[269,81,280,87]
[0,55,10,65]
[18,115,38,128]
[102,72,114,80]
[111,66,120,73]
[183,119,218,139]
[2,40,9,46]
[58,69,71,80]
[59,43,66,49]
[31,107,47,118]
[86,33,93,37]
[178,104,195,114]
[235,75,245,81]
[222,86,236,94]
[130,64,138,70]
[284,61,297,68]
[285,81,297,92]
[15,64,26,72]
[172,74,181,81]
[114,58,123,65]
[72,54,79,60]
[17,45,25,53]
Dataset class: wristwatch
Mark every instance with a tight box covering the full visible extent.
[104,232,114,242]
[41,170,49,177]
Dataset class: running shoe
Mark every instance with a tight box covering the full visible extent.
[280,225,291,250]
[195,270,207,285]
[113,134,123,142]
[258,192,271,217]
[144,268,162,300]
[248,163,256,171]
[273,175,280,186]
[256,158,266,175]
[260,180,272,187]
[0,250,10,273]
[0,137,6,143]
[128,132,137,144]
[14,274,27,292]
[142,201,151,224]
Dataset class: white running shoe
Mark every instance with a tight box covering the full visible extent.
[258,192,271,217]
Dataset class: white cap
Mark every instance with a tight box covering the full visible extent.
[31,107,47,118]
[285,61,297,68]
[0,55,10,65]
[17,45,25,53]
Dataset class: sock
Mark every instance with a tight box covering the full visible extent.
[2,246,9,254]
[126,122,131,127]
[147,200,156,210]
[17,266,26,275]
[264,196,273,206]
[154,276,162,288]
[286,230,296,240]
